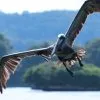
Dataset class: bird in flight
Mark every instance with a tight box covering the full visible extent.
[0,0,100,93]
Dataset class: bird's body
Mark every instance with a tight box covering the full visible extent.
[53,34,84,76]
[51,34,76,61]
[55,36,75,61]
[0,0,100,93]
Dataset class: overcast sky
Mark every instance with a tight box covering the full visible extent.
[0,0,86,13]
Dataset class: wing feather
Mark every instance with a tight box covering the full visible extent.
[66,0,100,46]
[0,45,53,93]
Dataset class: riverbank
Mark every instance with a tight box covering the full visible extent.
[32,86,100,91]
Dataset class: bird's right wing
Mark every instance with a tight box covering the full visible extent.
[65,0,100,46]
[0,45,53,93]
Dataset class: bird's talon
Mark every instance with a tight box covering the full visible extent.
[80,63,83,67]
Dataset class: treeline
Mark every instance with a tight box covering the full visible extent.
[0,33,11,56]
[1,33,100,90]
[23,38,100,90]
[0,11,100,50]
[0,11,76,50]
[24,63,100,91]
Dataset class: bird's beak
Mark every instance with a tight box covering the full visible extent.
[51,44,56,57]
[51,37,60,57]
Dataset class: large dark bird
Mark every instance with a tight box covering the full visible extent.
[0,0,100,93]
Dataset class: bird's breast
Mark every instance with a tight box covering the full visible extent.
[56,42,75,57]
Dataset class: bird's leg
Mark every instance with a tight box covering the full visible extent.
[77,56,83,67]
[62,62,74,77]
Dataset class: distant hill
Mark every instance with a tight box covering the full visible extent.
[0,10,100,51]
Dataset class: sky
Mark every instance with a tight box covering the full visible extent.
[0,0,86,14]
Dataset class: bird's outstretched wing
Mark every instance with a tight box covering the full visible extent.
[0,45,53,93]
[66,0,100,46]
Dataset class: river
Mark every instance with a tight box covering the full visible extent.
[0,87,100,100]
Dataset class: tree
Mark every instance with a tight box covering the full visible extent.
[0,33,12,56]
[85,38,100,66]
[23,62,100,90]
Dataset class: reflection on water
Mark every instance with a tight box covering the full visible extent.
[0,87,100,100]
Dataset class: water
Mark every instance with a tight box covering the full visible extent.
[0,87,100,100]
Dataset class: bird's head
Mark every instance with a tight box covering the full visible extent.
[58,33,65,39]
[51,34,65,57]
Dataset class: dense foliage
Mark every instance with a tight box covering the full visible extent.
[7,37,100,89]
[24,62,100,90]
[23,38,100,90]
[85,38,100,66]
[0,33,11,56]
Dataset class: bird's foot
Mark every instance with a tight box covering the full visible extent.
[67,69,74,77]
[79,62,84,67]
[62,62,74,77]
[77,56,84,67]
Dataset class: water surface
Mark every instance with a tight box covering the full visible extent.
[0,88,100,100]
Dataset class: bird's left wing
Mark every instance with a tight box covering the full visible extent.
[0,45,53,93]
[65,0,100,46]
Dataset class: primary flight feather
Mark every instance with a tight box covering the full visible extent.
[0,0,100,93]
